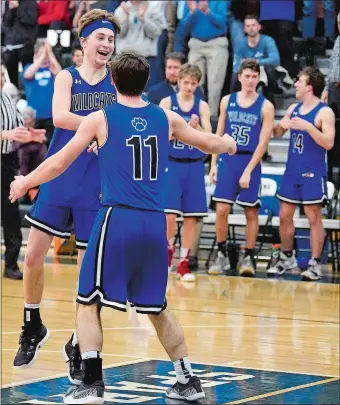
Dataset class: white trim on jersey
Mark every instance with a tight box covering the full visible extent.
[212,197,235,204]
[25,215,72,238]
[235,198,261,207]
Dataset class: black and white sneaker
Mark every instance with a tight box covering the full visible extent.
[63,380,105,404]
[13,324,49,368]
[63,334,83,385]
[166,376,205,402]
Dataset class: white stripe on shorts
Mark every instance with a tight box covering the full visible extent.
[96,207,113,288]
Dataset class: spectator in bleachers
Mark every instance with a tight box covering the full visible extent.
[71,45,83,67]
[2,0,38,87]
[147,52,204,105]
[23,39,62,144]
[14,106,48,201]
[259,0,295,78]
[303,0,336,47]
[37,0,72,38]
[322,12,340,186]
[231,15,280,105]
[114,0,163,90]
[176,0,229,117]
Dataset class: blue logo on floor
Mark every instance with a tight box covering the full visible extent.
[2,360,338,404]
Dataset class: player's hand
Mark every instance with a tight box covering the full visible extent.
[9,176,29,203]
[239,170,251,189]
[290,117,312,132]
[87,142,98,155]
[222,134,237,155]
[209,165,218,185]
[188,114,199,129]
[321,91,328,104]
[279,116,292,131]
[29,128,47,143]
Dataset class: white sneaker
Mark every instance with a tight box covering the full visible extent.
[301,259,322,281]
[267,252,297,276]
[239,255,255,277]
[208,252,230,275]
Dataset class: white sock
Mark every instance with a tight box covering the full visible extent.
[168,237,175,248]
[173,357,194,384]
[82,351,101,360]
[24,303,40,309]
[72,331,78,345]
[180,248,189,261]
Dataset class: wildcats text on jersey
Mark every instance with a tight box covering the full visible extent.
[72,92,116,112]
[227,110,259,126]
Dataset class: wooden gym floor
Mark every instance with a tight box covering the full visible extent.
[1,253,340,404]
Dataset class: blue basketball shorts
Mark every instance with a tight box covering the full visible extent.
[25,195,98,249]
[277,171,328,205]
[213,158,261,208]
[164,160,207,217]
[77,206,168,314]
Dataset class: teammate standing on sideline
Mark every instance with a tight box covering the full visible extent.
[12,9,120,386]
[160,64,212,281]
[209,59,274,277]
[10,52,236,404]
[267,67,335,280]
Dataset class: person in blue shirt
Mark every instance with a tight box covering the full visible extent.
[175,0,229,117]
[23,39,62,145]
[232,14,280,105]
[268,67,335,281]
[10,51,236,405]
[147,51,205,105]
[12,8,120,387]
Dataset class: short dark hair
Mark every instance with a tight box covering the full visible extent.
[72,45,83,56]
[244,14,259,22]
[299,67,325,98]
[165,52,186,65]
[238,58,260,75]
[109,52,149,96]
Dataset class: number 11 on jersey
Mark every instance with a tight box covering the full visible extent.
[126,135,158,181]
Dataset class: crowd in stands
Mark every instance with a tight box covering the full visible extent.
[1,0,340,275]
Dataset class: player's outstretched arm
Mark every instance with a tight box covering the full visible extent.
[273,103,297,138]
[9,111,103,203]
[52,70,85,131]
[165,109,236,155]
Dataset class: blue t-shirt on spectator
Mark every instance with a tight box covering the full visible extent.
[260,0,295,22]
[233,35,280,73]
[22,66,54,119]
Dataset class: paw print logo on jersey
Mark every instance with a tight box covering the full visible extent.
[132,117,147,132]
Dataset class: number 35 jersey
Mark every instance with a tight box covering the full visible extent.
[222,92,265,168]
[287,102,327,176]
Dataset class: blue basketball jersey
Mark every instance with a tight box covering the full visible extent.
[225,92,265,154]
[287,102,327,175]
[169,93,204,159]
[38,67,116,209]
[100,102,169,211]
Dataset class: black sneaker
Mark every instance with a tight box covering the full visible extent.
[4,268,23,280]
[63,334,83,385]
[63,380,105,404]
[13,324,49,368]
[166,376,205,402]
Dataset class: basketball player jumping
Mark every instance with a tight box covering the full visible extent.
[10,52,236,404]
[12,9,120,386]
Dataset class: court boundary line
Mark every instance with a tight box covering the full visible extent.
[223,377,340,404]
[2,357,339,391]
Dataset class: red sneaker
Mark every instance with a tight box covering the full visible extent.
[176,259,196,282]
[168,245,174,272]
